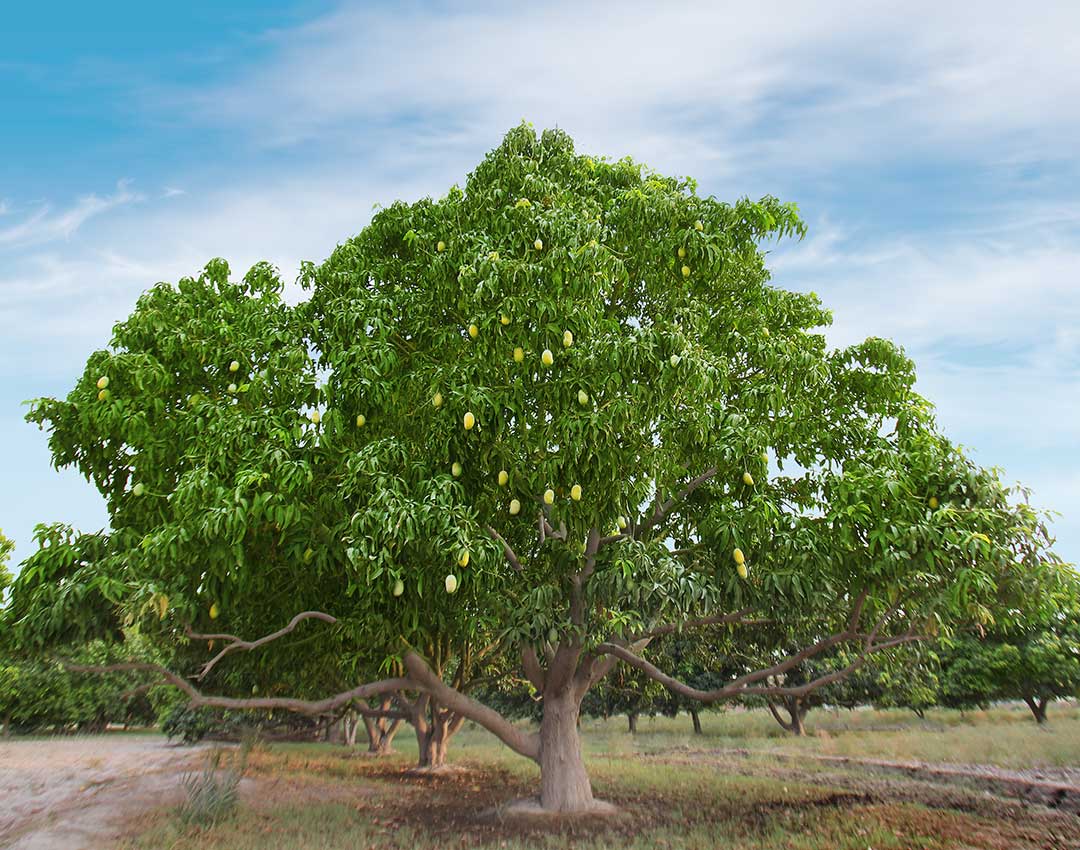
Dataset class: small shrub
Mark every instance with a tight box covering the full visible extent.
[176,738,252,829]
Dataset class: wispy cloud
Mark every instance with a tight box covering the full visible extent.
[2,1,1078,568]
[0,181,142,249]
[169,0,1080,184]
[774,215,1080,363]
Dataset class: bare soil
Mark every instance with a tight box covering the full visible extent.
[637,747,1080,847]
[645,747,1080,814]
[4,735,1079,849]
[0,735,204,849]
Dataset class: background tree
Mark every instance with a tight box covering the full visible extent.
[0,529,12,603]
[938,604,1080,724]
[0,641,159,736]
[870,645,941,719]
[9,125,1068,814]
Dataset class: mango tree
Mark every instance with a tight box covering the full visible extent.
[11,125,1066,813]
[9,258,503,768]
[302,125,1065,809]
[938,607,1080,723]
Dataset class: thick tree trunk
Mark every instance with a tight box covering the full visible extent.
[767,697,808,735]
[1023,695,1049,724]
[366,718,401,755]
[410,697,464,770]
[539,690,594,812]
[690,709,702,735]
[627,712,638,734]
[358,698,402,755]
[791,704,807,736]
[416,724,449,768]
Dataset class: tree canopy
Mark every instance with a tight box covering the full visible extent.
[7,124,1069,812]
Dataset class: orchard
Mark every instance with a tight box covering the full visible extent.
[5,126,1072,814]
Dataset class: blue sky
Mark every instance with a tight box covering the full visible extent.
[2,1,1078,571]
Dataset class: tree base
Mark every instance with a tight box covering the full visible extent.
[404,763,470,777]
[497,797,621,819]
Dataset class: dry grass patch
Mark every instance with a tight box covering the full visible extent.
[116,734,1080,850]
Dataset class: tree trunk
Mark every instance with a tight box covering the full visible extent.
[690,708,702,734]
[767,697,807,735]
[627,712,638,734]
[359,698,402,755]
[343,711,358,747]
[1023,695,1049,724]
[539,690,594,812]
[791,703,807,736]
[366,717,401,755]
[410,696,463,770]
[415,713,451,768]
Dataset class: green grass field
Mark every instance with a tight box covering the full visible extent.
[117,703,1080,850]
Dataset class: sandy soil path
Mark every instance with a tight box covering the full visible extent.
[0,735,204,849]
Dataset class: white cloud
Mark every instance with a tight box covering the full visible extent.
[3,0,1079,570]
[0,167,445,379]
[0,181,142,249]
[168,0,1080,182]
[770,214,1080,555]
[774,216,1080,359]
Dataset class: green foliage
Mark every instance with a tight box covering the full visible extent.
[178,742,251,829]
[162,703,220,744]
[0,640,158,733]
[938,605,1080,716]
[7,124,1069,759]
[0,529,13,601]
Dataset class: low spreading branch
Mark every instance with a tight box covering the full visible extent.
[187,610,338,681]
[596,629,924,702]
[403,650,540,761]
[64,661,413,716]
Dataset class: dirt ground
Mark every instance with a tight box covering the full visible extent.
[0,735,205,849]
[3,735,1079,849]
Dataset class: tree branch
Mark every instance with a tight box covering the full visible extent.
[595,631,924,703]
[630,607,758,641]
[521,646,546,691]
[634,466,718,539]
[487,525,523,571]
[187,611,338,681]
[64,661,412,716]
[402,650,540,761]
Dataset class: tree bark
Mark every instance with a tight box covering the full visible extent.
[408,695,464,769]
[342,711,358,746]
[1023,695,1049,725]
[627,712,638,734]
[358,698,402,755]
[767,696,808,735]
[792,702,807,736]
[690,709,702,735]
[538,688,594,812]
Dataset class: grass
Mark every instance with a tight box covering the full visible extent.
[580,701,1080,768]
[115,702,1080,849]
